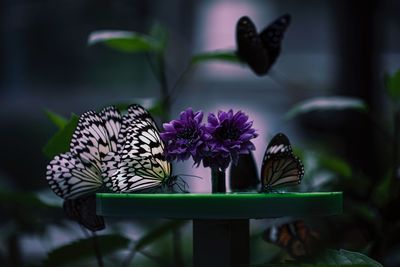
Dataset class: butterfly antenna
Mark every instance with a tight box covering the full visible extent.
[174,177,189,193]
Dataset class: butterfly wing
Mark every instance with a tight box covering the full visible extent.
[104,105,171,192]
[70,111,110,170]
[46,152,102,199]
[117,104,158,151]
[261,133,304,191]
[259,14,291,67]
[264,220,320,259]
[229,151,260,192]
[236,16,271,75]
[99,106,122,153]
[63,194,105,231]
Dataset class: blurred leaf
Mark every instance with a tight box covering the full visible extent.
[113,102,132,112]
[314,249,382,266]
[88,30,162,53]
[44,110,68,129]
[191,50,240,65]
[148,100,167,118]
[149,22,168,51]
[285,97,368,120]
[318,153,352,178]
[42,114,79,159]
[372,171,392,207]
[35,190,63,208]
[0,190,56,209]
[348,202,376,222]
[385,70,400,102]
[43,234,130,267]
[254,265,371,267]
[0,190,62,235]
[106,100,166,118]
[135,220,186,251]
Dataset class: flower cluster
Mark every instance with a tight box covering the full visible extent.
[161,108,258,171]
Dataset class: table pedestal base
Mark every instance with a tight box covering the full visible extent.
[193,219,249,267]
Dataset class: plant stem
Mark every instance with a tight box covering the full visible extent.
[172,227,184,267]
[121,246,136,267]
[7,234,21,267]
[392,110,400,193]
[157,53,170,122]
[91,231,104,267]
[169,64,194,105]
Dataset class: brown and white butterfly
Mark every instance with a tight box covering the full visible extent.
[263,220,321,259]
[261,133,304,192]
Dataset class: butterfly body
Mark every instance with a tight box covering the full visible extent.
[236,14,291,75]
[261,133,304,192]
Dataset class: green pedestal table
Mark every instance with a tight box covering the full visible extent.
[96,192,342,267]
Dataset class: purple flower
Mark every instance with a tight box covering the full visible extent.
[203,110,258,171]
[160,108,206,164]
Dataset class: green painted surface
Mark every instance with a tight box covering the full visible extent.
[96,192,342,219]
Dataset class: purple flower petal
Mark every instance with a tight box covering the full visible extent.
[203,109,258,170]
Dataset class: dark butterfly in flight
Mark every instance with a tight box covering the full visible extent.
[236,14,291,76]
[261,133,304,192]
[263,220,321,259]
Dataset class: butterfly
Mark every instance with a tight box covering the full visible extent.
[263,220,321,259]
[46,106,122,199]
[63,194,105,232]
[229,151,260,192]
[236,14,291,76]
[261,133,304,192]
[103,104,177,193]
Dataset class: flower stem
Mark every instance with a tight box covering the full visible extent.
[211,168,226,193]
[91,231,104,267]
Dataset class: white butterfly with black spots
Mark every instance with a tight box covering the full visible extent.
[261,133,304,192]
[103,104,176,193]
[46,106,122,199]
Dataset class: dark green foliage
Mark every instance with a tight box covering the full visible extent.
[191,50,240,65]
[42,234,130,267]
[285,97,368,120]
[44,110,69,129]
[312,249,382,266]
[88,30,162,53]
[316,153,352,178]
[33,19,399,267]
[385,70,400,102]
[135,220,187,251]
[42,113,79,159]
[252,265,372,267]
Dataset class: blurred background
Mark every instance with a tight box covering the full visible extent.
[1,0,400,266]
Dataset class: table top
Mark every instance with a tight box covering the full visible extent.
[96,192,342,219]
